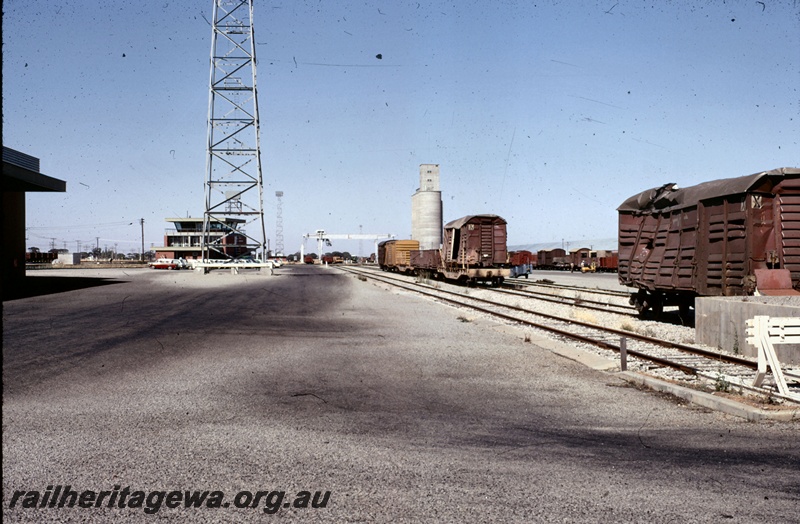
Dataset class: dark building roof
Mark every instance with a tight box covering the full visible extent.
[2,146,66,192]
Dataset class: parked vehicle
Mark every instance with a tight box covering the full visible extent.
[149,258,185,270]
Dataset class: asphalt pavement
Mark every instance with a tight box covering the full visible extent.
[3,265,799,523]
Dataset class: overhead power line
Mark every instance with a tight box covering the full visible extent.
[26,220,136,231]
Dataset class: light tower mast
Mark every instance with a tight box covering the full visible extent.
[275,191,284,256]
[202,0,267,261]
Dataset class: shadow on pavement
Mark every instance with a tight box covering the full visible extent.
[2,276,126,301]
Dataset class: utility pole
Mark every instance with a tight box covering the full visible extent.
[140,218,145,261]
[275,191,284,256]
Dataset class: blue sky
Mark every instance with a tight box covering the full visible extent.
[4,0,799,255]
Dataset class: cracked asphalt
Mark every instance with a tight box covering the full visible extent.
[3,265,799,522]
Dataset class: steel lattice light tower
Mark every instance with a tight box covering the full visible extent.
[274,191,284,256]
[202,0,267,261]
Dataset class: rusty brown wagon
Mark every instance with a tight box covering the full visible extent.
[618,167,800,316]
[408,214,511,286]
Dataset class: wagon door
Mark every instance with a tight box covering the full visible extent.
[478,218,494,266]
[654,207,697,291]
[490,219,507,266]
[621,213,661,288]
[654,210,677,289]
[699,196,748,296]
[776,179,800,285]
[675,208,698,289]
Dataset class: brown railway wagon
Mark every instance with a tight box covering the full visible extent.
[386,215,511,285]
[509,250,536,266]
[618,167,800,315]
[440,214,510,286]
[409,248,440,270]
[596,250,619,272]
[378,239,420,272]
[536,248,569,270]
[443,215,508,267]
[570,248,595,271]
[26,252,59,264]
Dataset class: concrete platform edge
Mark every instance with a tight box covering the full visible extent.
[617,371,800,422]
[491,323,799,422]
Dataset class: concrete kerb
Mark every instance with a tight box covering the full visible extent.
[490,323,800,422]
[617,372,800,422]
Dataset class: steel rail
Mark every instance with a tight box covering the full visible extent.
[340,266,757,374]
[494,286,637,316]
[507,276,630,298]
[359,266,634,315]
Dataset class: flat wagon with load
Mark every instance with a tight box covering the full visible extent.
[438,214,510,286]
[618,167,800,316]
[410,214,511,286]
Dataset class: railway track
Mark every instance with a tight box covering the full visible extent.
[358,266,637,316]
[340,265,800,403]
[500,281,636,316]
[506,275,631,299]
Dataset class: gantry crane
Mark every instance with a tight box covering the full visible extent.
[300,230,394,262]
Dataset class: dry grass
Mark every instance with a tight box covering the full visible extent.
[571,310,598,325]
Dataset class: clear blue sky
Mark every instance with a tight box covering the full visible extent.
[4,0,799,255]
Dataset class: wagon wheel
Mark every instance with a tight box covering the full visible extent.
[678,303,692,320]
[650,301,664,318]
[635,304,648,319]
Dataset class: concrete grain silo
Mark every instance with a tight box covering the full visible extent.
[411,164,443,250]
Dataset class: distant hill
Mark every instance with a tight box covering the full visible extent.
[509,237,617,253]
